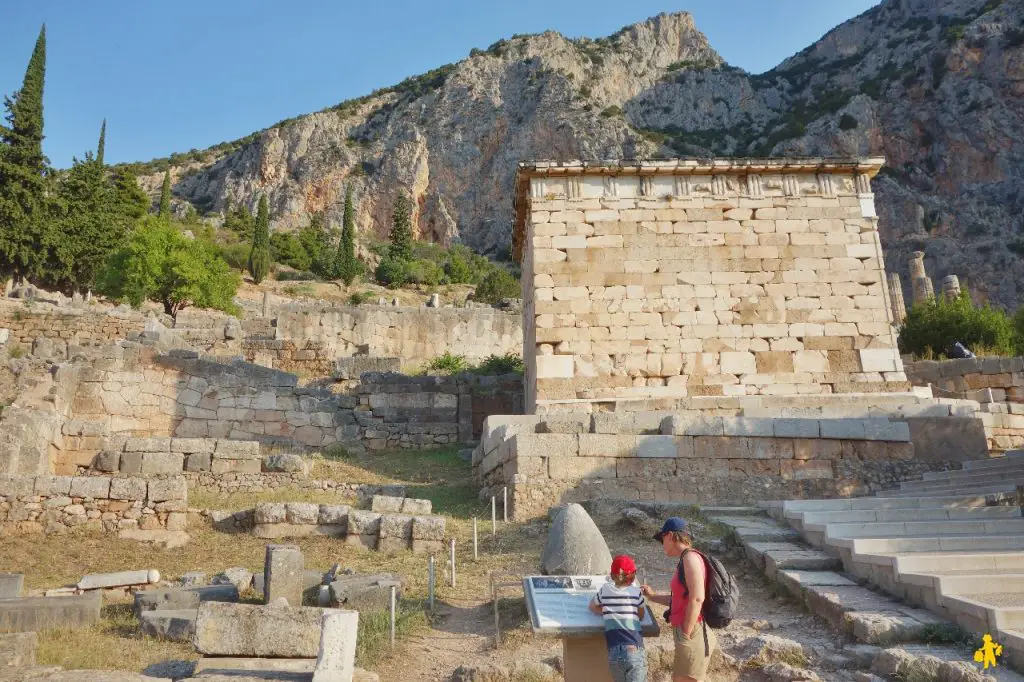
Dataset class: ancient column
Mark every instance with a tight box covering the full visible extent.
[942,275,962,301]
[908,251,934,304]
[887,272,907,324]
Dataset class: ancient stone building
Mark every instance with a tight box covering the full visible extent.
[513,158,908,412]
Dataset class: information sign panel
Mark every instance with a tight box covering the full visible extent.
[522,575,659,637]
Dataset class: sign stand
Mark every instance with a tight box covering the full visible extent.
[522,575,659,682]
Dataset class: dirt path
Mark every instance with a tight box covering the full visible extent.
[371,520,854,682]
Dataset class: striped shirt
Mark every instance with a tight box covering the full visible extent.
[595,582,646,648]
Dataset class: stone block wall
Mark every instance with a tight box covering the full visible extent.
[0,302,146,350]
[243,340,336,378]
[905,357,1024,403]
[0,474,187,535]
[249,501,446,552]
[474,412,985,520]
[273,304,522,364]
[513,159,909,411]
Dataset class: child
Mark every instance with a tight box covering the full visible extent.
[589,554,648,682]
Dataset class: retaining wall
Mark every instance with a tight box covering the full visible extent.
[0,474,187,535]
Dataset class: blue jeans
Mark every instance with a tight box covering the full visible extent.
[607,644,648,682]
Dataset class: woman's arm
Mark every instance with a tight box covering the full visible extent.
[679,552,705,638]
[640,584,671,606]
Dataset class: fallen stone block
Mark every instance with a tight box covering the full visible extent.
[411,516,445,541]
[370,495,404,513]
[78,569,159,591]
[262,453,309,475]
[286,502,319,525]
[91,450,121,473]
[0,592,101,632]
[264,545,304,607]
[318,505,350,530]
[0,572,24,599]
[400,498,432,515]
[0,631,36,666]
[348,510,382,536]
[328,575,402,612]
[133,584,239,615]
[313,610,359,682]
[212,567,254,593]
[139,608,196,642]
[192,656,315,679]
[117,529,189,549]
[193,602,328,658]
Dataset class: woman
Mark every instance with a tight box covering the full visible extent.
[640,517,717,682]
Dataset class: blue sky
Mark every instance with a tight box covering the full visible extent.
[3,0,878,168]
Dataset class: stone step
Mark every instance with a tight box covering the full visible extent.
[902,471,1024,490]
[891,551,1024,575]
[139,608,197,642]
[900,572,1024,598]
[963,451,1024,471]
[927,458,1024,479]
[790,505,1020,530]
[882,482,1023,497]
[813,518,1024,540]
[707,515,800,543]
[770,493,1002,520]
[740,540,842,577]
[999,628,1024,672]
[942,593,1024,632]
[835,534,1024,555]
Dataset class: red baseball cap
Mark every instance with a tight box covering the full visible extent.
[610,555,637,575]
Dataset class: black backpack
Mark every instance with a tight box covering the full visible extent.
[672,548,739,629]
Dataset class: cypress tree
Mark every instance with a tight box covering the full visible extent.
[388,193,413,263]
[0,25,51,284]
[158,169,171,219]
[338,184,361,285]
[96,118,106,166]
[248,194,271,284]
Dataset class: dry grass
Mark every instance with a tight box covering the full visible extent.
[188,486,357,511]
[36,602,195,673]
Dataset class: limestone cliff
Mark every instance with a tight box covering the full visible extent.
[132,0,1024,307]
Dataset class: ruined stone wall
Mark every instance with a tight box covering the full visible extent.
[242,339,336,378]
[0,302,146,350]
[515,159,909,411]
[42,343,523,473]
[905,357,1024,403]
[273,304,522,364]
[0,474,187,536]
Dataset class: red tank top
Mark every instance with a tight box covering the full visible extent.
[669,550,706,628]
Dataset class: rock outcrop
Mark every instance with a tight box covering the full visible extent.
[130,0,1024,307]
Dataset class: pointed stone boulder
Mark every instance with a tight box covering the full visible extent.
[539,503,612,576]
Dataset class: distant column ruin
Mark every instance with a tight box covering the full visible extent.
[888,272,907,324]
[942,275,962,301]
[908,251,934,305]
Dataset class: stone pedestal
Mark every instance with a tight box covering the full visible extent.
[312,610,359,682]
[562,635,614,682]
[264,545,304,607]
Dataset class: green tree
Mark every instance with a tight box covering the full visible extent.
[158,169,171,219]
[387,193,413,262]
[109,167,149,236]
[247,194,271,284]
[337,184,363,285]
[474,267,520,304]
[899,292,1016,357]
[270,231,311,271]
[96,118,106,166]
[223,200,255,240]
[307,211,341,279]
[0,26,51,284]
[97,216,240,320]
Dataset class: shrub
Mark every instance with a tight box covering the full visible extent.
[474,353,524,375]
[275,269,317,281]
[348,291,377,306]
[405,259,444,286]
[218,242,250,272]
[474,268,520,304]
[426,352,470,375]
[600,105,624,118]
[270,231,312,271]
[374,257,410,289]
[898,292,1016,358]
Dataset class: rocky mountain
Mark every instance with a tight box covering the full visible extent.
[131,0,1024,307]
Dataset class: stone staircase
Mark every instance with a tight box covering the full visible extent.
[710,452,1024,677]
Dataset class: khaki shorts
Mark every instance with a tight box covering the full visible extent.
[673,624,717,679]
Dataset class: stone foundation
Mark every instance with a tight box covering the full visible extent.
[475,409,990,520]
[0,475,187,535]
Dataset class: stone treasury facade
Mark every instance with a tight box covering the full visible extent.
[475,157,1004,518]
[513,157,907,411]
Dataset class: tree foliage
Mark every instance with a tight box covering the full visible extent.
[96,216,240,320]
[898,292,1017,357]
[0,25,51,284]
[247,194,270,284]
[222,199,255,239]
[158,169,172,219]
[270,231,310,271]
[474,267,520,304]
[387,193,413,262]
[337,184,363,285]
